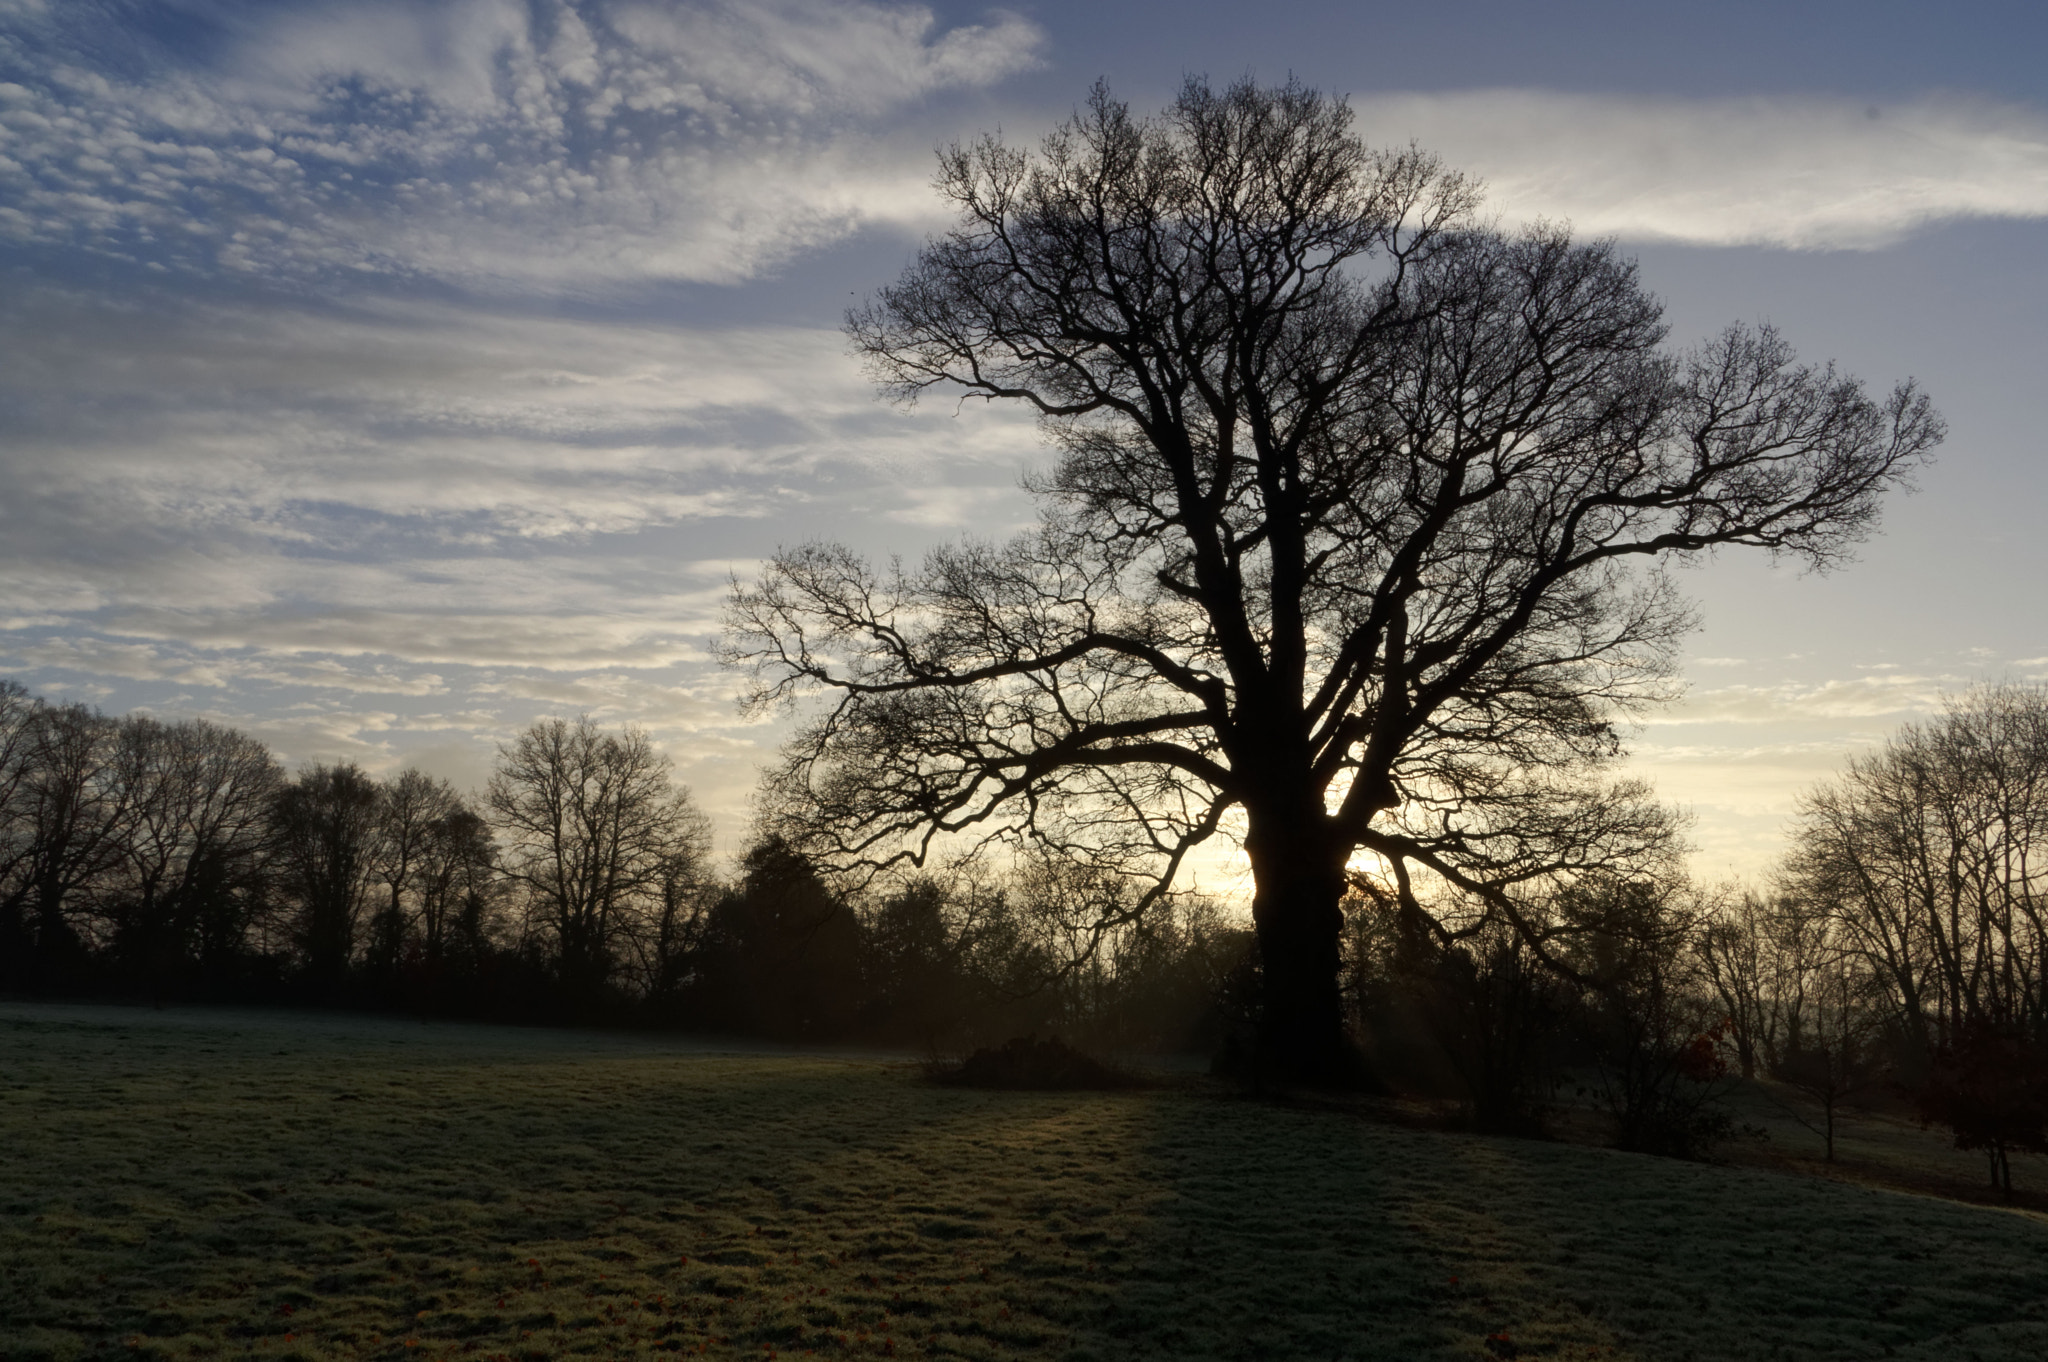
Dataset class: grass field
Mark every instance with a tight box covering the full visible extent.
[4,1003,2048,1361]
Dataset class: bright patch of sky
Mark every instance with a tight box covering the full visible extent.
[4,0,2046,885]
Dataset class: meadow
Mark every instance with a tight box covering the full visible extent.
[3,1003,2047,1362]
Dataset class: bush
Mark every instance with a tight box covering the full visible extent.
[928,1034,1146,1090]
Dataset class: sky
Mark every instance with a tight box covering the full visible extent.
[3,0,2046,891]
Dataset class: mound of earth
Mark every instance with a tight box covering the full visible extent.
[930,1035,1144,1090]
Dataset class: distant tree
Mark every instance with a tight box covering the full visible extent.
[1098,895,1244,1053]
[627,841,716,1006]
[1786,685,2048,1051]
[100,716,281,991]
[271,762,383,993]
[727,77,1943,1079]
[693,837,862,1040]
[8,702,125,974]
[860,874,972,1043]
[0,680,44,972]
[488,717,710,1000]
[412,803,499,974]
[1561,878,1736,1156]
[1773,949,1884,1163]
[1917,1018,2048,1197]
[1414,920,1565,1134]
[1696,890,1789,1081]
[364,769,464,984]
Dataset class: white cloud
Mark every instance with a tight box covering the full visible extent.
[0,283,1039,637]
[4,638,454,697]
[1354,90,2048,249]
[0,0,1044,288]
[1641,673,1957,725]
[9,8,2046,292]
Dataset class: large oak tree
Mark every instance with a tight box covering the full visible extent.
[725,79,1942,1078]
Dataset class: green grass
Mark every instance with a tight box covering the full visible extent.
[3,1003,2047,1361]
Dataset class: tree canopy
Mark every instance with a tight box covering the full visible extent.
[725,78,1943,1077]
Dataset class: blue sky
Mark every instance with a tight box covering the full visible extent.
[4,0,2046,886]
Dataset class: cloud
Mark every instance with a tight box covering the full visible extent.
[473,670,741,729]
[0,282,1040,643]
[1641,672,1958,725]
[0,0,1044,288]
[8,6,2043,877]
[8,6,2045,298]
[4,637,454,696]
[1353,90,2048,249]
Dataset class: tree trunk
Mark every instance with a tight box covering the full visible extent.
[0,892,27,986]
[32,874,83,975]
[1246,821,1360,1084]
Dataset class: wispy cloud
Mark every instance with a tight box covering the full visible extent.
[1643,672,1958,725]
[0,282,1039,638]
[1355,90,2048,249]
[0,0,1043,288]
[0,272,1037,837]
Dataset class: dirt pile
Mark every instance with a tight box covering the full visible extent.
[929,1035,1145,1090]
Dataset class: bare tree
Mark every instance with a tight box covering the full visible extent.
[1696,889,1784,1080]
[365,768,463,979]
[271,762,383,993]
[412,803,498,972]
[488,717,710,999]
[7,702,126,969]
[100,716,281,986]
[0,681,43,968]
[1559,878,1738,1156]
[725,78,1941,1077]
[1773,939,1883,1163]
[1787,685,2048,1049]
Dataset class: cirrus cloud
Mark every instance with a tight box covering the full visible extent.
[0,0,1044,288]
[1355,89,2048,249]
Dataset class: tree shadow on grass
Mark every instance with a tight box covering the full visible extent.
[1093,1085,2048,1361]
[1074,1089,1522,1362]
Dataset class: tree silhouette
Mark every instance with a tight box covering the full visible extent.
[488,717,709,1002]
[727,78,1942,1079]
[271,762,382,995]
[693,837,861,1040]
[0,681,45,973]
[102,716,280,994]
[1786,685,2048,1050]
[12,701,125,976]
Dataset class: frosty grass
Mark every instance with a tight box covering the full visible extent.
[4,1002,2047,1361]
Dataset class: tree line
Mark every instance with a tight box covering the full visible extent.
[4,670,2044,1182]
[0,680,1247,1049]
[1717,685,2048,1191]
[1334,684,2048,1186]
